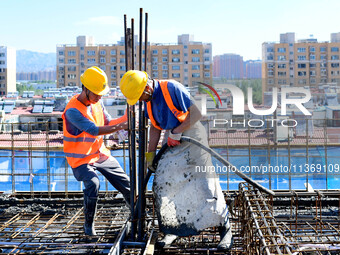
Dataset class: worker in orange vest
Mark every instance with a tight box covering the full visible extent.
[120,70,233,251]
[62,66,130,236]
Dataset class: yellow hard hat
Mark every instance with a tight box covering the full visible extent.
[80,66,109,95]
[120,70,148,105]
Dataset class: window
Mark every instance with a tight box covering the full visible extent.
[192,73,200,78]
[111,72,116,78]
[111,57,116,63]
[87,50,95,56]
[152,57,158,63]
[67,74,76,79]
[320,63,327,67]
[68,59,76,64]
[331,63,340,68]
[204,49,210,53]
[172,50,180,55]
[192,65,200,70]
[162,71,168,78]
[331,70,340,76]
[58,58,64,64]
[297,47,306,53]
[172,73,180,78]
[120,58,125,63]
[297,55,306,60]
[310,54,315,60]
[162,49,168,55]
[100,66,106,71]
[204,65,210,70]
[152,72,158,78]
[100,50,106,55]
[320,47,326,52]
[110,50,116,55]
[162,57,168,62]
[310,63,316,68]
[204,72,210,78]
[117,110,124,116]
[172,57,180,62]
[277,55,286,61]
[267,48,274,52]
[298,79,307,84]
[111,66,117,71]
[59,51,64,56]
[192,49,200,54]
[278,79,287,85]
[278,72,286,76]
[310,47,315,52]
[267,55,273,60]
[331,47,339,52]
[320,55,326,60]
[120,66,126,71]
[204,57,210,61]
[100,57,106,63]
[298,63,306,68]
[152,50,158,55]
[278,64,286,68]
[152,65,158,70]
[192,57,200,62]
[267,63,274,68]
[67,66,76,71]
[80,55,84,60]
[162,65,168,70]
[68,51,76,56]
[277,48,286,53]
[120,50,125,55]
[87,58,96,63]
[172,65,180,70]
[298,71,306,76]
[331,55,339,60]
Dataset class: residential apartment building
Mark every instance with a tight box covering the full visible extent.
[56,34,212,88]
[0,46,16,95]
[245,60,262,79]
[262,32,340,93]
[213,54,244,79]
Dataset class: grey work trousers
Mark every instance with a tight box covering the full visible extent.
[72,156,130,202]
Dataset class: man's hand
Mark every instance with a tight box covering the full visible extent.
[167,130,182,147]
[145,151,156,172]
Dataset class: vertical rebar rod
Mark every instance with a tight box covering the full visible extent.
[324,121,328,190]
[28,122,33,198]
[137,7,146,241]
[288,125,291,191]
[46,121,51,198]
[11,123,15,194]
[306,118,309,191]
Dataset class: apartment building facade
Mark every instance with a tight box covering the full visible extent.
[262,32,340,93]
[213,53,244,79]
[0,46,16,95]
[56,34,212,88]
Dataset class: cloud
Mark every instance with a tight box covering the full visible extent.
[75,16,121,26]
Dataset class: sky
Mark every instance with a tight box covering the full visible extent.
[2,0,340,60]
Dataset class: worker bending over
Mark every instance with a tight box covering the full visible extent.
[120,70,233,250]
[62,66,130,236]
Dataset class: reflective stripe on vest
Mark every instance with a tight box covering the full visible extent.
[147,80,189,130]
[62,95,110,168]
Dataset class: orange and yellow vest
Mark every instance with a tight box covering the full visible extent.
[147,80,189,130]
[62,95,110,168]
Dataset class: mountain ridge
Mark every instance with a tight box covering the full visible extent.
[16,50,56,73]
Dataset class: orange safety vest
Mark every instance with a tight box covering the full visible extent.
[62,95,110,168]
[147,80,189,130]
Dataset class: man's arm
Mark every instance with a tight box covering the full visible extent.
[148,124,162,152]
[97,121,127,135]
[171,104,202,134]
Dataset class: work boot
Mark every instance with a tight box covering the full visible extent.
[83,195,98,236]
[217,218,233,251]
[156,234,178,248]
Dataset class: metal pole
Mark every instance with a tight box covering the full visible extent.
[124,14,136,240]
[137,7,146,241]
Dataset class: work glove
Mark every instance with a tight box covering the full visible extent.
[167,130,182,147]
[145,151,156,172]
